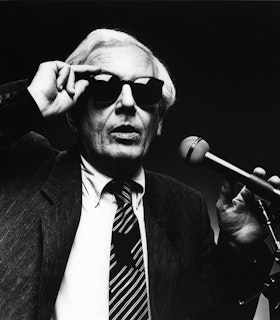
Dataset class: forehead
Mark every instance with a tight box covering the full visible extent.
[87,45,156,80]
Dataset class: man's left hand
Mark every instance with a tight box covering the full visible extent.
[216,167,280,248]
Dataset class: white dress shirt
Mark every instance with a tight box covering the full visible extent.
[51,156,150,320]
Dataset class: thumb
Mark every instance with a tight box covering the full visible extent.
[217,178,235,208]
[238,186,255,203]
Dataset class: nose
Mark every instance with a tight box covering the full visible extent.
[117,84,136,110]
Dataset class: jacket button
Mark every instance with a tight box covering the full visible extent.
[0,92,11,104]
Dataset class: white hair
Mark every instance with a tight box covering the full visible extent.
[66,28,176,111]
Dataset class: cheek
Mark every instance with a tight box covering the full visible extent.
[78,108,98,142]
[143,113,161,137]
[139,116,161,150]
[83,108,113,147]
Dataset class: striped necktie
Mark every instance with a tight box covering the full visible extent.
[108,180,149,320]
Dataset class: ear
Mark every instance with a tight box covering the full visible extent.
[66,110,78,133]
[156,118,163,136]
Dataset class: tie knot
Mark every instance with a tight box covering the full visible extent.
[106,180,132,206]
[106,179,143,207]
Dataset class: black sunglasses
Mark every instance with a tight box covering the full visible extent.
[88,73,164,108]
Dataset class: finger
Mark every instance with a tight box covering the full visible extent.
[235,167,265,206]
[236,186,255,208]
[235,167,266,209]
[268,175,280,189]
[65,68,75,97]
[72,65,102,80]
[57,64,71,91]
[252,166,280,191]
[252,167,266,178]
[240,167,266,203]
[73,79,90,102]
[218,178,235,206]
[72,64,102,73]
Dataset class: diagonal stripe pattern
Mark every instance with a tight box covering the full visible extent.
[108,181,149,320]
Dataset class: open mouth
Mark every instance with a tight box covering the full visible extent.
[110,125,140,141]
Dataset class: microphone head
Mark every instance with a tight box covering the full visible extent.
[178,136,210,164]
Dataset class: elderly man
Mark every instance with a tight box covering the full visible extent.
[0,28,276,320]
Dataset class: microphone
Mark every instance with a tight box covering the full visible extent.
[178,136,280,203]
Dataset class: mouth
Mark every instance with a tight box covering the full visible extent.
[110,124,141,141]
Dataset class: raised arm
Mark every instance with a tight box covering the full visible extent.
[0,61,100,145]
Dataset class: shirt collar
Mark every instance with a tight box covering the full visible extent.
[80,155,145,208]
[130,166,145,209]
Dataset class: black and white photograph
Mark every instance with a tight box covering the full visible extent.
[1,1,280,319]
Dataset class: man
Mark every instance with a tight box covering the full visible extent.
[0,28,276,320]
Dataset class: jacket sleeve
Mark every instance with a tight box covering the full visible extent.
[0,80,44,146]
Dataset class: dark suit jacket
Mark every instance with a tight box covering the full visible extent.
[0,81,273,320]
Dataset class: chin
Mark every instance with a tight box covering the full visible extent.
[113,152,142,162]
[109,145,144,161]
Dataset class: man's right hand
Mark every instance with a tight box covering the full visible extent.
[27,61,100,118]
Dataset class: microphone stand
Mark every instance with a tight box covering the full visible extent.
[239,199,280,310]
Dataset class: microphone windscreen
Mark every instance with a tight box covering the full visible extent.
[178,136,210,164]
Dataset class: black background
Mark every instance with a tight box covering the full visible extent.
[1,1,280,317]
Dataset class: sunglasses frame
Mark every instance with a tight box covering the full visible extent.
[88,73,164,108]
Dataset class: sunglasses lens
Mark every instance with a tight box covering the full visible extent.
[89,75,163,107]
[133,78,163,106]
[90,75,121,103]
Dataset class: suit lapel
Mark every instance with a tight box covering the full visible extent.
[37,155,189,319]
[144,173,180,320]
[38,147,82,320]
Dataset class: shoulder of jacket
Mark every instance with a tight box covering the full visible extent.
[145,169,202,198]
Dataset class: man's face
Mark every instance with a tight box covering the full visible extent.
[74,46,163,174]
